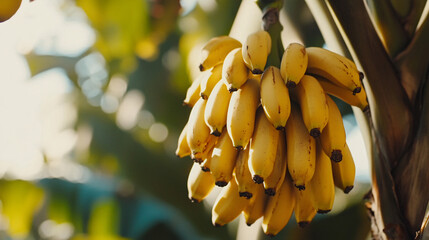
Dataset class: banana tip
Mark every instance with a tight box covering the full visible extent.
[330,150,343,162]
[298,221,310,228]
[286,81,297,88]
[276,126,285,131]
[252,69,263,75]
[317,209,331,214]
[190,198,201,203]
[252,175,264,184]
[239,192,253,199]
[264,188,276,196]
[359,71,364,81]
[363,105,370,113]
[310,128,321,138]
[200,93,207,100]
[201,166,210,172]
[344,186,354,194]
[199,64,204,71]
[215,181,228,187]
[228,87,238,92]
[235,146,243,151]
[352,87,361,95]
[211,130,222,137]
[295,184,305,191]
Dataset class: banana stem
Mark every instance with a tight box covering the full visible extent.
[262,7,284,68]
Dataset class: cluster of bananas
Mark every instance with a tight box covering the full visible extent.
[176,30,368,236]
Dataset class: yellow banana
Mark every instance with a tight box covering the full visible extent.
[183,73,204,107]
[200,63,223,100]
[234,147,258,199]
[309,144,335,213]
[260,66,291,130]
[222,48,249,92]
[294,184,317,227]
[249,108,280,184]
[262,175,295,236]
[292,74,329,138]
[242,30,271,74]
[317,77,369,112]
[243,184,267,226]
[175,123,191,158]
[320,95,346,162]
[187,98,211,155]
[280,42,308,88]
[199,36,242,72]
[263,131,287,196]
[226,78,260,150]
[332,144,355,193]
[192,135,217,163]
[210,130,239,187]
[286,105,316,190]
[306,47,362,94]
[212,177,249,226]
[204,80,232,136]
[187,162,216,203]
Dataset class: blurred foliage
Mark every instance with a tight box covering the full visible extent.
[0,0,369,239]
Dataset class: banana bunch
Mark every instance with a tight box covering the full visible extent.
[176,32,366,236]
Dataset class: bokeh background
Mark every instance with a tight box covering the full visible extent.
[0,0,371,239]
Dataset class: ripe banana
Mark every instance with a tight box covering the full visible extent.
[175,123,191,158]
[212,178,249,226]
[280,42,308,88]
[204,80,232,136]
[262,175,295,236]
[186,98,211,155]
[320,95,347,162]
[332,144,355,193]
[317,77,369,112]
[263,131,287,196]
[249,108,280,184]
[183,73,204,107]
[209,130,239,187]
[200,63,223,100]
[226,78,260,150]
[306,47,362,94]
[286,105,316,190]
[309,145,335,213]
[192,135,217,163]
[242,30,271,74]
[235,147,258,199]
[243,184,267,226]
[199,36,242,72]
[187,162,216,203]
[260,66,291,130]
[294,184,317,227]
[222,48,249,92]
[292,74,329,138]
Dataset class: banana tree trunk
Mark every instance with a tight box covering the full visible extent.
[314,0,429,239]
